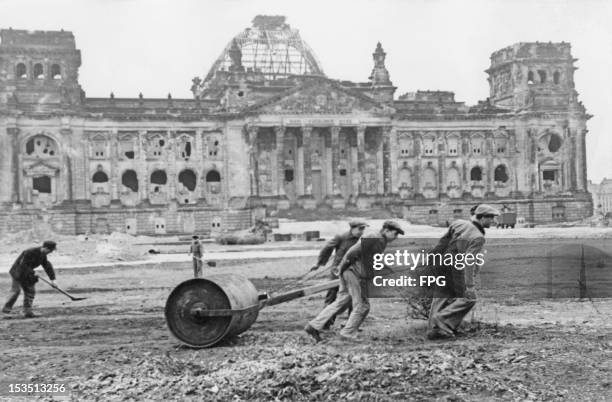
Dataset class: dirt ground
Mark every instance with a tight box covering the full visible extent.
[1,239,612,401]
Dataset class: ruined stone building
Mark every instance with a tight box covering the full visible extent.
[588,179,612,216]
[0,16,592,235]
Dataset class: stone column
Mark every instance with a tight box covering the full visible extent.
[438,155,446,197]
[389,128,398,194]
[167,130,177,200]
[357,125,366,194]
[376,127,384,194]
[138,131,148,201]
[485,132,494,195]
[110,129,119,200]
[382,126,392,195]
[275,126,285,196]
[302,126,312,195]
[8,127,20,203]
[60,128,73,203]
[247,125,259,196]
[413,132,422,196]
[330,127,340,195]
[576,129,587,191]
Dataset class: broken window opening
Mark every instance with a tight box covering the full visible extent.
[25,135,58,158]
[33,176,51,193]
[150,170,168,185]
[125,151,135,159]
[548,134,562,153]
[470,166,483,181]
[527,71,535,84]
[538,70,547,83]
[206,170,221,182]
[543,170,556,181]
[33,63,44,79]
[121,170,138,192]
[178,169,197,191]
[284,169,294,182]
[92,171,109,183]
[51,64,61,79]
[16,63,27,79]
[494,165,509,183]
[180,141,192,160]
[553,71,560,84]
[339,169,347,177]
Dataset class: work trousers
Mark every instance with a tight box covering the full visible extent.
[3,277,36,314]
[192,257,203,278]
[309,270,369,336]
[322,271,352,327]
[428,297,476,335]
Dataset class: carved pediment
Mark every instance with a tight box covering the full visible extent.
[23,161,60,176]
[249,79,392,115]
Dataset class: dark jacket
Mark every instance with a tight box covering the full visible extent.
[9,247,56,285]
[430,219,486,297]
[316,231,360,269]
[190,240,202,257]
[338,230,388,280]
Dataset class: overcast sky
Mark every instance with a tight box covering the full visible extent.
[2,0,612,182]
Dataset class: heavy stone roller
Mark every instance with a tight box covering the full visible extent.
[164,274,339,348]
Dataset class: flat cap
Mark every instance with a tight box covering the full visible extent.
[382,220,404,235]
[42,240,57,250]
[474,204,501,216]
[349,219,369,228]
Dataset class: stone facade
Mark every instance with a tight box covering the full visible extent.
[0,19,593,235]
[588,179,612,216]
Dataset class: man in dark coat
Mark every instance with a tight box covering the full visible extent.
[426,204,499,340]
[3,241,58,318]
[189,235,203,278]
[305,221,404,342]
[310,220,368,329]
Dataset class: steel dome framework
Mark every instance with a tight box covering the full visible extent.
[204,16,325,82]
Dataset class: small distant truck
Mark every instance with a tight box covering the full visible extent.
[496,211,517,228]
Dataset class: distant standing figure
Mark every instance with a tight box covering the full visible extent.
[189,235,203,278]
[3,241,58,318]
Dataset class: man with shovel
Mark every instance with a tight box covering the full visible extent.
[2,240,58,318]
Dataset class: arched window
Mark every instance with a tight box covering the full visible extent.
[206,170,221,182]
[423,168,436,188]
[470,166,483,181]
[121,170,138,192]
[538,70,547,83]
[494,165,509,183]
[92,171,109,183]
[15,63,27,79]
[33,63,44,79]
[51,64,61,80]
[548,134,562,153]
[150,170,168,185]
[178,169,197,191]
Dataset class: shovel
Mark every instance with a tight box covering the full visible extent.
[37,276,87,301]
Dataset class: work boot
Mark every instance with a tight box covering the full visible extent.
[2,307,11,314]
[426,328,455,341]
[24,311,38,319]
[304,324,322,343]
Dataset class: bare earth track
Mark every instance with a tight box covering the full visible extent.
[1,239,611,401]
